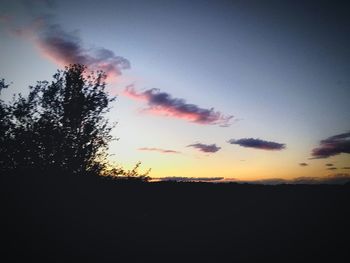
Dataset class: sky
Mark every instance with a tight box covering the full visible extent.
[1,0,349,182]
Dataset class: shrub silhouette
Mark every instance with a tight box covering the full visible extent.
[0,64,149,180]
[102,161,151,182]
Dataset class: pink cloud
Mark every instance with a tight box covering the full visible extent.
[124,85,233,126]
[12,17,129,81]
[138,147,181,154]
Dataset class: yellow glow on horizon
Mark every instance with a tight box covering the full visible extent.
[112,147,350,181]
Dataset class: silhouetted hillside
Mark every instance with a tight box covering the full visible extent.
[1,171,349,262]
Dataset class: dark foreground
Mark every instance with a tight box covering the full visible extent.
[1,172,349,262]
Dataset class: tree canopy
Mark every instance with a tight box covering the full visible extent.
[0,65,149,181]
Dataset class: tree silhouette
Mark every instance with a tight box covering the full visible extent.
[0,78,13,172]
[0,65,116,175]
[102,161,151,182]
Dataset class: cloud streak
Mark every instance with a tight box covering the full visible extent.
[124,86,233,126]
[299,163,308,166]
[311,131,350,159]
[151,174,350,185]
[152,177,224,182]
[235,174,350,185]
[289,174,350,185]
[187,143,221,153]
[228,138,286,151]
[138,147,181,154]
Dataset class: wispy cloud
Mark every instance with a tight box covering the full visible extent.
[124,85,233,126]
[343,167,350,170]
[151,174,350,185]
[34,22,130,80]
[138,147,181,154]
[8,8,130,81]
[243,174,350,185]
[299,163,308,166]
[228,138,286,151]
[311,131,350,159]
[187,143,221,153]
[294,174,350,184]
[327,167,337,171]
[152,177,224,182]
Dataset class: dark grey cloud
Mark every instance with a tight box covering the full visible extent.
[343,167,350,170]
[152,174,350,185]
[10,6,130,80]
[228,138,286,151]
[317,174,350,184]
[138,147,181,154]
[299,163,308,166]
[153,177,224,182]
[247,178,288,185]
[187,143,221,153]
[247,174,350,185]
[325,163,334,167]
[124,86,233,126]
[311,131,350,159]
[327,167,337,171]
[34,22,130,79]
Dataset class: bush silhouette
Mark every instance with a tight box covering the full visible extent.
[0,64,149,180]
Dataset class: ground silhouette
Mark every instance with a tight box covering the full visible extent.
[1,171,349,262]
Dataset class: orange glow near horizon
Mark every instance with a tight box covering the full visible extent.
[109,141,350,182]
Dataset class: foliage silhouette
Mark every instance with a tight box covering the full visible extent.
[0,78,13,171]
[0,65,149,181]
[1,172,349,262]
[102,161,151,182]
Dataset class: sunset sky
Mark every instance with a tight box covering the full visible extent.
[1,0,349,181]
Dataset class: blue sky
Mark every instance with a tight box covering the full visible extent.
[1,0,349,180]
